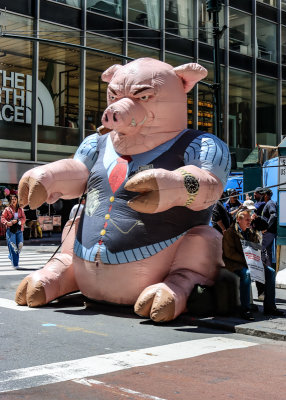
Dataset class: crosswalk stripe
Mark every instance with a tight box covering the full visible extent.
[0,249,54,276]
[0,337,258,393]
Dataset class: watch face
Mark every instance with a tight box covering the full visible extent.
[184,175,199,194]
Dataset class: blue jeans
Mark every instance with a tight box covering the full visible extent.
[6,229,24,267]
[234,266,276,311]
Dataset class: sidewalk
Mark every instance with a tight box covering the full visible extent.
[182,285,286,342]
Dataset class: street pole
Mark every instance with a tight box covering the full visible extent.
[205,0,226,139]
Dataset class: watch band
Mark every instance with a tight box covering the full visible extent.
[179,169,200,207]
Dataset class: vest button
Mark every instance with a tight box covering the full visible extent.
[105,214,110,220]
[109,196,115,202]
[100,229,106,236]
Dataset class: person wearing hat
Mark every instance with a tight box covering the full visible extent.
[223,207,284,320]
[225,189,242,224]
[253,187,266,216]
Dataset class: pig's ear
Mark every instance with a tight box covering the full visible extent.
[173,63,208,93]
[101,64,123,83]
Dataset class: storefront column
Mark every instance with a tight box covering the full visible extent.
[31,0,40,161]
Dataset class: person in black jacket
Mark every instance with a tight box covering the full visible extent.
[211,192,230,235]
[261,189,277,267]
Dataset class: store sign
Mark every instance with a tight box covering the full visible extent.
[279,156,286,190]
[0,70,55,126]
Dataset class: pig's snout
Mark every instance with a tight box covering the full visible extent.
[102,98,146,131]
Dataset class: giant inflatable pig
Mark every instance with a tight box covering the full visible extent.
[15,58,230,322]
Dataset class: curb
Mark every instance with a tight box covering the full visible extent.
[180,314,286,342]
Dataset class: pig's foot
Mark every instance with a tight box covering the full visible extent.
[134,283,176,322]
[15,254,79,307]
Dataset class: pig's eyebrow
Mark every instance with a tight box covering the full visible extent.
[108,87,118,95]
[132,86,154,95]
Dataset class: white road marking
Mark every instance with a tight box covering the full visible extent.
[74,378,168,400]
[0,337,257,393]
[0,251,52,275]
[0,298,37,311]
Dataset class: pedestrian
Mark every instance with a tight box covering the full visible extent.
[1,194,26,269]
[211,191,230,235]
[253,187,266,216]
[256,189,278,301]
[69,195,86,220]
[224,189,242,223]
[222,207,284,320]
[261,189,277,267]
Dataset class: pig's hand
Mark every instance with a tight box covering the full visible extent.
[19,168,51,209]
[125,168,187,213]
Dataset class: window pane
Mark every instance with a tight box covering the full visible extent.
[256,18,277,62]
[165,0,193,38]
[282,26,286,65]
[198,0,224,48]
[38,24,81,162]
[257,75,277,146]
[86,35,123,134]
[0,13,33,161]
[197,61,215,134]
[256,0,277,7]
[48,0,81,7]
[129,0,160,29]
[282,0,286,11]
[87,0,122,18]
[229,69,252,166]
[282,82,286,137]
[229,9,252,56]
[128,43,159,59]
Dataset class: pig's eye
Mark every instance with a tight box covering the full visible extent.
[140,95,149,101]
[109,94,116,101]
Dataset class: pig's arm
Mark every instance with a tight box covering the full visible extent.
[125,134,231,213]
[19,133,100,209]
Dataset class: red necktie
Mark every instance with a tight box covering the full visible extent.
[108,155,132,193]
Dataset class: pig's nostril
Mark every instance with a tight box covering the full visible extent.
[113,113,117,122]
[105,114,108,122]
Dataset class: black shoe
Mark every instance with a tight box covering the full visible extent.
[240,310,255,321]
[249,304,259,312]
[264,308,285,317]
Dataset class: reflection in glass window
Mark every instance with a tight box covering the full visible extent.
[165,0,193,38]
[86,35,122,133]
[282,26,286,65]
[256,0,277,7]
[282,0,286,11]
[0,13,33,161]
[128,0,159,29]
[87,0,122,18]
[128,43,159,59]
[49,0,81,7]
[282,82,286,137]
[229,9,252,56]
[197,61,215,134]
[256,18,277,62]
[198,0,224,47]
[37,25,81,161]
[257,75,277,146]
[229,69,252,165]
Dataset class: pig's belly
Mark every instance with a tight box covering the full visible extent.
[72,237,183,304]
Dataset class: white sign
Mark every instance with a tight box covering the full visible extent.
[0,70,55,126]
[241,240,265,284]
[279,156,286,190]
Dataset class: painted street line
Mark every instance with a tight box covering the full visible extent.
[0,251,52,275]
[0,337,258,393]
[74,378,168,400]
[0,298,38,311]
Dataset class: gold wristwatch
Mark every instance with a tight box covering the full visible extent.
[179,169,200,206]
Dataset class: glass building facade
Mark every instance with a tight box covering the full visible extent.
[0,0,286,183]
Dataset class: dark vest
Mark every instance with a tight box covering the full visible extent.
[76,130,212,257]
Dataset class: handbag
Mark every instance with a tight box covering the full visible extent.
[9,221,20,234]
